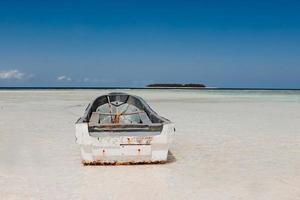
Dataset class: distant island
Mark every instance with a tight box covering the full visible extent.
[146,83,206,88]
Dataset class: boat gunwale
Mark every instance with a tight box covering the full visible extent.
[76,93,171,128]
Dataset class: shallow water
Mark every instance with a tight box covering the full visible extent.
[0,89,300,199]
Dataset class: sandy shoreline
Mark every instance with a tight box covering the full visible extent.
[0,89,299,199]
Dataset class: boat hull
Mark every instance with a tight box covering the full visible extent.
[75,123,175,164]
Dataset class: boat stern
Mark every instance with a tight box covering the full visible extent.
[75,122,175,165]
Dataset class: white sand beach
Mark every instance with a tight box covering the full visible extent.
[0,89,300,200]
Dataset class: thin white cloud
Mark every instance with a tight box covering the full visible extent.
[81,77,115,83]
[0,69,25,80]
[83,77,90,82]
[82,77,100,83]
[57,75,72,81]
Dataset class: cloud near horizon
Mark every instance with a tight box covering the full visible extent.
[0,69,31,80]
[56,75,72,81]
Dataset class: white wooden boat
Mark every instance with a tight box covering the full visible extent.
[75,92,175,165]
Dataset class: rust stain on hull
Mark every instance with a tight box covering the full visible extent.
[82,160,167,166]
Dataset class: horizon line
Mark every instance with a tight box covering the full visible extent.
[0,86,299,91]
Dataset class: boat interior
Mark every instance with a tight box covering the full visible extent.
[83,93,167,131]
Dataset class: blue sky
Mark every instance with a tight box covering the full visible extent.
[0,0,300,88]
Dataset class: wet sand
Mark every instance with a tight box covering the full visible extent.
[0,89,300,199]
